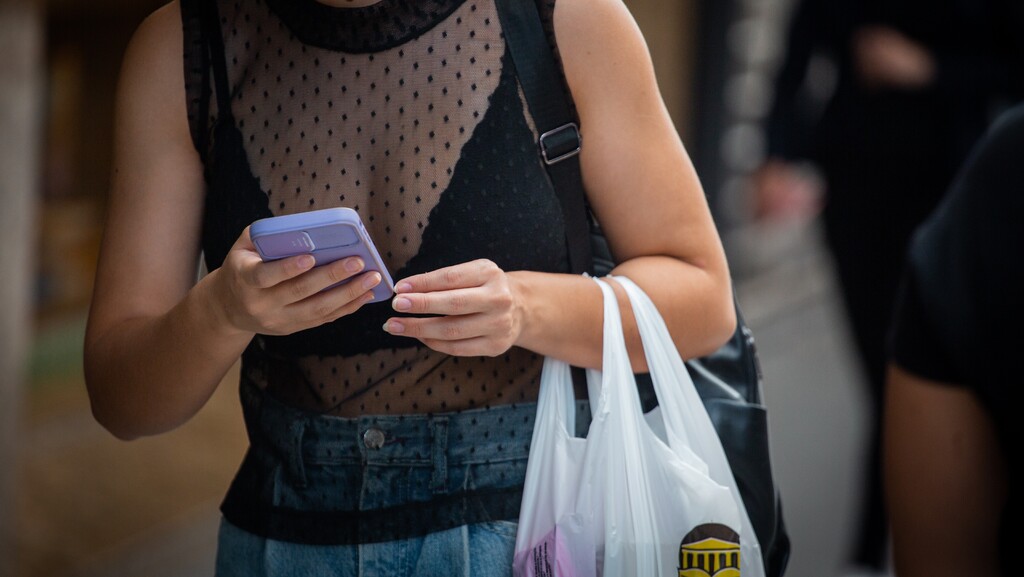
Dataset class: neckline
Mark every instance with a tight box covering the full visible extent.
[263,0,470,53]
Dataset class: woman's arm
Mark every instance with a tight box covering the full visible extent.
[84,2,239,440]
[84,2,380,439]
[884,365,1006,577]
[383,0,735,370]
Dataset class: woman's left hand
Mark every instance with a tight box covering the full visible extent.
[382,259,524,357]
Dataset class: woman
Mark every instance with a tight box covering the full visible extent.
[84,0,735,574]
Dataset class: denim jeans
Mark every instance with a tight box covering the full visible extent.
[215,517,518,576]
[215,377,565,576]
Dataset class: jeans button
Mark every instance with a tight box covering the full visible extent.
[363,427,386,450]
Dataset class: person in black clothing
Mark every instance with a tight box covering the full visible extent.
[885,102,1023,577]
[751,0,1023,571]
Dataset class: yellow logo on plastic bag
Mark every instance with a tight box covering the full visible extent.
[678,524,741,577]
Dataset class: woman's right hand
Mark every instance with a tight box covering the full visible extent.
[205,226,383,336]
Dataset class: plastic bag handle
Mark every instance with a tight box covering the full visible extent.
[611,276,767,577]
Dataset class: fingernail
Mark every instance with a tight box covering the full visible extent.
[383,321,405,334]
[392,297,412,311]
[362,272,381,290]
[297,255,316,269]
[344,258,364,273]
[395,282,413,293]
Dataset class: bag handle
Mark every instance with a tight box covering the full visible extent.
[589,277,700,458]
[536,356,579,440]
[612,276,766,576]
[590,278,647,418]
[610,276,709,453]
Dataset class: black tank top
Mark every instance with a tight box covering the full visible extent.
[181,0,573,416]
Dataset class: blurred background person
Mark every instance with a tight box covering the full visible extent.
[885,102,1022,577]
[751,0,1024,573]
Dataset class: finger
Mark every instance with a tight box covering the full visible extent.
[383,313,502,343]
[232,226,257,251]
[245,253,317,289]
[288,270,381,320]
[391,286,493,316]
[278,291,376,331]
[273,257,367,303]
[292,288,377,328]
[394,259,496,294]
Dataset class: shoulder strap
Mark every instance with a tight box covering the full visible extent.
[494,0,598,398]
[200,0,236,123]
[493,0,592,275]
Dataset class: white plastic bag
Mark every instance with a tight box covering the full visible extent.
[513,277,764,577]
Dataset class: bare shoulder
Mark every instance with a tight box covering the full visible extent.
[113,0,196,176]
[127,0,182,62]
[117,1,186,123]
[550,0,655,95]
[551,0,642,45]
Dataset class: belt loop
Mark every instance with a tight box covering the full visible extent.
[287,418,308,489]
[430,417,449,494]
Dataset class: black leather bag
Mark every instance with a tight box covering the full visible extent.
[494,1,790,574]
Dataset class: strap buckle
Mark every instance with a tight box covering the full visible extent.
[539,123,582,165]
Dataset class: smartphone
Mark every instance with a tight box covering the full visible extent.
[250,207,395,303]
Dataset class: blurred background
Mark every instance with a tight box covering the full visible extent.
[2,0,1016,575]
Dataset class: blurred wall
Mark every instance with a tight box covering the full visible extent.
[624,0,698,138]
[37,1,165,321]
[1,1,43,575]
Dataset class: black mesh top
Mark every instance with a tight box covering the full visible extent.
[181,0,572,416]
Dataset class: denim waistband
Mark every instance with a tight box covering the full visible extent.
[222,375,577,544]
[239,374,537,488]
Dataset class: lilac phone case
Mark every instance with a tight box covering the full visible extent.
[250,208,395,303]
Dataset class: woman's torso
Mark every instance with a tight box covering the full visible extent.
[182,0,572,416]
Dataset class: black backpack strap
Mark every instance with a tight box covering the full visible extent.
[493,0,591,275]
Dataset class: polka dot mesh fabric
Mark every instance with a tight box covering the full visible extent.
[182,0,572,417]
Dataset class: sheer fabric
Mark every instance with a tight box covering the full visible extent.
[182,0,571,416]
